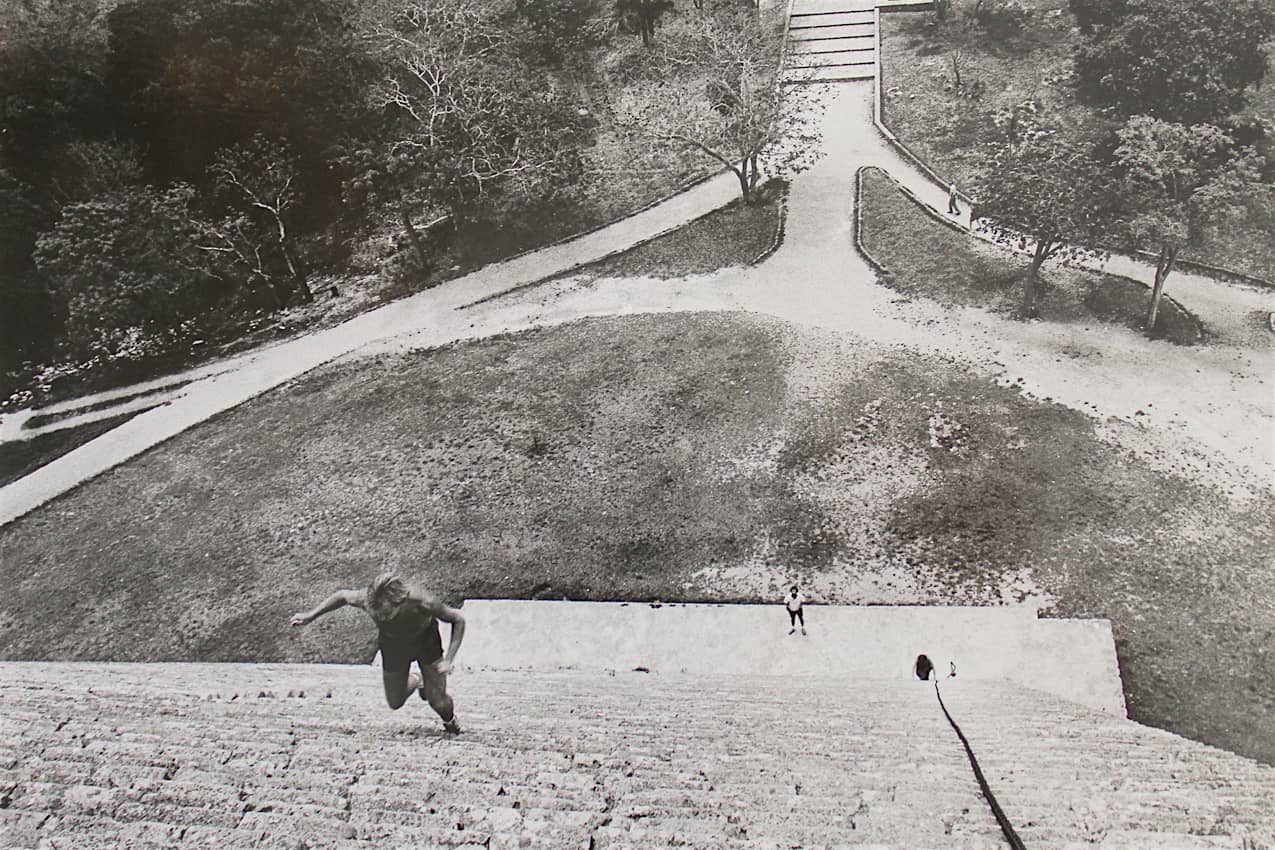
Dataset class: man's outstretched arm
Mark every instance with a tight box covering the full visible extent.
[430,603,466,672]
[291,589,364,626]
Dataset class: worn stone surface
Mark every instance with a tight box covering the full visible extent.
[3,664,1272,849]
[459,601,1126,715]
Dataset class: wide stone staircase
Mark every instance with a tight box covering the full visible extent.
[3,660,1274,849]
[782,2,878,83]
[781,0,929,84]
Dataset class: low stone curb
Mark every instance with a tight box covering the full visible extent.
[748,185,790,266]
[853,166,890,274]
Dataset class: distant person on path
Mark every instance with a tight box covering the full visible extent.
[291,573,465,733]
[947,182,960,215]
[785,585,807,635]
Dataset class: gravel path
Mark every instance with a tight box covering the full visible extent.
[2,81,1271,525]
[374,83,1274,501]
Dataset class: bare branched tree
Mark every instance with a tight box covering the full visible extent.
[208,137,311,305]
[359,0,589,220]
[613,6,820,202]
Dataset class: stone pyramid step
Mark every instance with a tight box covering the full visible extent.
[782,65,877,83]
[788,20,874,40]
[457,601,1127,715]
[789,42,876,57]
[4,664,1272,848]
[790,0,878,13]
[787,52,876,71]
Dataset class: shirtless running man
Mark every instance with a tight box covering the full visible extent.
[291,573,465,733]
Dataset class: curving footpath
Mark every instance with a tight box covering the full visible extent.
[0,172,744,526]
[2,4,1272,526]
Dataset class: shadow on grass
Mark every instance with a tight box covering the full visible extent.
[0,412,139,488]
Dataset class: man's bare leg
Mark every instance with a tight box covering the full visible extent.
[382,668,423,710]
[420,663,459,733]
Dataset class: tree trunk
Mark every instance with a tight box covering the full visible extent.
[736,162,752,201]
[268,210,311,305]
[1021,242,1049,318]
[277,239,311,305]
[1145,245,1178,334]
[398,201,431,270]
[282,246,312,304]
[263,275,290,311]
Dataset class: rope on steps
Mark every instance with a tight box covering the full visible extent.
[934,678,1028,850]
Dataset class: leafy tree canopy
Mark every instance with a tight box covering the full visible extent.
[1074,0,1275,125]
[1112,116,1265,330]
[975,130,1116,317]
[1067,0,1132,33]
[33,186,223,355]
[105,0,373,184]
[515,0,607,64]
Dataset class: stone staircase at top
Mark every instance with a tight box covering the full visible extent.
[783,1,877,83]
[3,663,1274,849]
[781,0,926,84]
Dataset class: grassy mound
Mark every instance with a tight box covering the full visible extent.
[561,181,786,283]
[1,312,1271,763]
[858,168,1201,343]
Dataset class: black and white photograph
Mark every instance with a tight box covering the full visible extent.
[1,0,1273,846]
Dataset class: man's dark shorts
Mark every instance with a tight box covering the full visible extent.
[379,621,443,673]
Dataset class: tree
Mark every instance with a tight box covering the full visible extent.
[33,186,221,355]
[0,0,115,199]
[614,6,819,202]
[1113,116,1265,333]
[359,0,591,222]
[49,139,145,205]
[0,169,56,372]
[1067,0,1131,33]
[1074,0,1275,125]
[975,132,1116,318]
[515,0,601,64]
[209,137,313,306]
[334,141,443,273]
[105,0,373,187]
[615,0,676,46]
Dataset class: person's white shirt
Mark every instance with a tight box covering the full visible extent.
[786,591,804,612]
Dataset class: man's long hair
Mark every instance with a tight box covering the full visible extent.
[367,572,410,622]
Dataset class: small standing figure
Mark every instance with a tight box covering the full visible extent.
[785,584,806,635]
[947,182,961,215]
[291,572,466,734]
